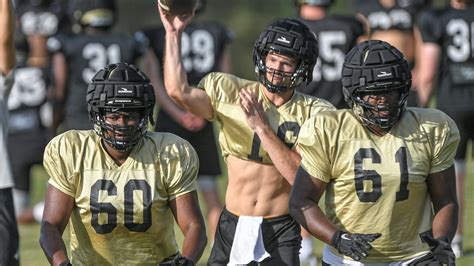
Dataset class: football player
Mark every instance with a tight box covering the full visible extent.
[39,62,207,265]
[290,40,458,265]
[295,0,366,109]
[352,0,431,107]
[137,0,232,243]
[47,0,147,132]
[294,2,365,262]
[14,0,67,67]
[7,43,53,224]
[159,3,335,264]
[416,0,474,258]
[0,0,19,264]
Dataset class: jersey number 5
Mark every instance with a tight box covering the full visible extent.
[90,179,152,234]
[354,147,409,202]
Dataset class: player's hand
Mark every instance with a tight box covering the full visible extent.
[157,0,194,33]
[331,230,381,261]
[239,87,270,133]
[180,111,206,132]
[159,255,195,266]
[421,235,456,265]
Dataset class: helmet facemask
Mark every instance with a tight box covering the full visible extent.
[254,51,307,93]
[342,40,412,129]
[87,63,155,153]
[92,108,149,152]
[351,85,409,128]
[253,18,318,93]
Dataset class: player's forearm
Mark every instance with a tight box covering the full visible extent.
[256,127,301,184]
[432,202,458,241]
[164,31,190,107]
[39,222,70,265]
[180,221,207,263]
[289,196,336,245]
[0,0,16,75]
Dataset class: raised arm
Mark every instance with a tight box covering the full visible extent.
[0,0,15,75]
[157,4,213,120]
[144,47,205,131]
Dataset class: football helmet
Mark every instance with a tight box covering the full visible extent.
[69,0,116,28]
[294,0,333,7]
[86,63,155,152]
[253,18,318,93]
[342,40,411,128]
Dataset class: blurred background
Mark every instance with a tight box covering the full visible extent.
[14,0,474,265]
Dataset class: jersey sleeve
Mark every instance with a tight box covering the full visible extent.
[197,72,221,121]
[296,116,332,182]
[163,139,199,200]
[416,9,442,43]
[430,114,460,173]
[43,134,76,197]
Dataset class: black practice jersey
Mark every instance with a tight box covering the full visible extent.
[296,16,364,109]
[139,21,233,85]
[7,66,51,134]
[352,0,428,32]
[47,32,146,130]
[417,5,474,112]
[15,0,67,36]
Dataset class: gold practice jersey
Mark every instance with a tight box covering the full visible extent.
[43,130,199,265]
[297,108,459,262]
[198,72,335,164]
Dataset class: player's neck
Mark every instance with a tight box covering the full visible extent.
[379,0,396,9]
[366,124,390,137]
[299,6,327,20]
[101,140,131,166]
[262,85,294,107]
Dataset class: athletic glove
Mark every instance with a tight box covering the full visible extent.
[420,235,456,266]
[158,255,195,266]
[331,230,382,261]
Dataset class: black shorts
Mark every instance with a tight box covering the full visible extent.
[208,208,301,266]
[7,129,50,191]
[0,188,19,266]
[155,111,221,176]
[443,110,474,160]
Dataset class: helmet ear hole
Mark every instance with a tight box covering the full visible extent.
[253,18,318,93]
[342,40,412,128]
[87,62,155,152]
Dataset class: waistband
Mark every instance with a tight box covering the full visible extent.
[223,207,293,223]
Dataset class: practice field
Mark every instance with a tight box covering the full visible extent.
[19,160,474,265]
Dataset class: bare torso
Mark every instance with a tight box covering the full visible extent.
[371,30,415,62]
[224,155,291,217]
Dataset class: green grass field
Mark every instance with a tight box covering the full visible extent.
[19,161,474,266]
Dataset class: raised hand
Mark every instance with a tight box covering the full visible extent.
[239,87,270,133]
[156,0,195,33]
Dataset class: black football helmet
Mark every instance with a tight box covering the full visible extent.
[253,18,318,93]
[342,40,411,128]
[69,0,116,29]
[86,63,155,152]
[294,0,334,7]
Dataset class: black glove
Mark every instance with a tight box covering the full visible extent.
[159,255,195,266]
[331,230,382,261]
[420,235,456,266]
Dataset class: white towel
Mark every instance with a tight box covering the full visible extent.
[227,216,271,265]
